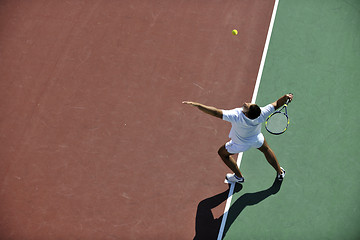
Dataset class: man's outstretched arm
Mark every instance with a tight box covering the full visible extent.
[271,93,293,110]
[182,101,223,119]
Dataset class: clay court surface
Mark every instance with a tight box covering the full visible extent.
[0,1,275,239]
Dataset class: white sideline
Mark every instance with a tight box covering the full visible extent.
[216,0,280,239]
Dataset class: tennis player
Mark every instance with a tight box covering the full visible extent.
[182,93,293,183]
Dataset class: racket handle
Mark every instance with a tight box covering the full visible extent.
[286,93,293,104]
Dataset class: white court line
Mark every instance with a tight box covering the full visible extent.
[217,0,279,239]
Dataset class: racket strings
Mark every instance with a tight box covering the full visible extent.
[266,113,288,133]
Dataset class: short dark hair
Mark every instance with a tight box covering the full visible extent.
[247,104,261,119]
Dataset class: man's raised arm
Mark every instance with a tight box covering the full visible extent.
[182,101,223,119]
[271,93,293,110]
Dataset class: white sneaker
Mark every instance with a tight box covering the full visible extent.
[277,167,286,181]
[225,173,244,184]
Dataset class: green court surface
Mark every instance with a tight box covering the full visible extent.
[223,0,360,239]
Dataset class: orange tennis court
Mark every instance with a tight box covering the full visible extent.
[0,1,276,239]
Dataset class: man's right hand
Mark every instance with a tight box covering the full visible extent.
[286,93,294,103]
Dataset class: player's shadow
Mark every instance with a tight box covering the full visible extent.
[193,179,282,240]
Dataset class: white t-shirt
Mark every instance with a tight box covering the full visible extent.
[222,104,275,144]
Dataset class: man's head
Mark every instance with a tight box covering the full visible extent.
[242,103,261,119]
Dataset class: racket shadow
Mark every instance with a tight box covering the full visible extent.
[193,179,282,240]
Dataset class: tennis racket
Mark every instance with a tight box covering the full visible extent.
[265,98,291,135]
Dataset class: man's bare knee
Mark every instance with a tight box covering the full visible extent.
[218,146,225,157]
[258,144,269,153]
[257,138,271,153]
[218,145,230,158]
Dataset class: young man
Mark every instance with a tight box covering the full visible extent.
[182,93,293,183]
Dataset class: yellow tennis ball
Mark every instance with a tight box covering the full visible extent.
[232,29,238,35]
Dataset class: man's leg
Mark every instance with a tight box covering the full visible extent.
[218,144,243,178]
[257,138,283,174]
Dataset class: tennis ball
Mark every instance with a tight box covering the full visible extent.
[232,29,238,35]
